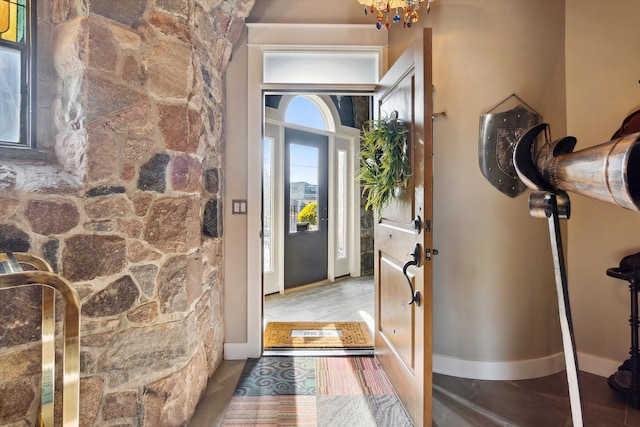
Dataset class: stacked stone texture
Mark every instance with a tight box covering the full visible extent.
[0,0,254,426]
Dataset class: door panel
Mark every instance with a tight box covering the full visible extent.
[374,29,432,426]
[284,127,329,289]
[380,255,414,366]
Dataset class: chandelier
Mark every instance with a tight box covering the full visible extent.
[357,0,435,29]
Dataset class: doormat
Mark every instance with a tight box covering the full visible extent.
[264,322,373,349]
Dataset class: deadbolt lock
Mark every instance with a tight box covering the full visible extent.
[425,248,439,261]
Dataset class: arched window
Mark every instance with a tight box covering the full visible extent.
[285,96,329,131]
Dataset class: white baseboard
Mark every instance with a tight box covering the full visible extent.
[577,352,620,378]
[224,342,260,360]
[433,352,621,381]
[433,352,566,381]
[224,342,621,379]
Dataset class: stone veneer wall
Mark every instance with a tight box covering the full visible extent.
[0,0,254,426]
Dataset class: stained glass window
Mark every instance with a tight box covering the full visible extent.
[0,0,31,148]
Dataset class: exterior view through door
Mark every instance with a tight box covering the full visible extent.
[262,94,364,296]
[262,94,374,352]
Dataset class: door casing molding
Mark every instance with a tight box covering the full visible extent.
[225,24,388,359]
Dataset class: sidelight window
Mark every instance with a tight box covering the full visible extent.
[263,137,275,272]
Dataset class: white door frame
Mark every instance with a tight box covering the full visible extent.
[229,23,387,359]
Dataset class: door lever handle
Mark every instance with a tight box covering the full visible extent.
[402,243,421,306]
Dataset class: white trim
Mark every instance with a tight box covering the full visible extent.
[235,25,387,361]
[261,83,377,93]
[224,343,258,360]
[245,45,264,360]
[577,352,620,378]
[262,130,279,295]
[333,142,352,278]
[327,133,336,281]
[433,352,566,381]
[433,351,620,380]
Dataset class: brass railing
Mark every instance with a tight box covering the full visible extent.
[0,252,80,427]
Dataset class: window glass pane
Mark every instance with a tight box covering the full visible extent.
[285,96,326,130]
[0,46,22,144]
[337,150,347,258]
[0,2,8,34]
[0,0,25,43]
[264,51,379,84]
[16,0,25,43]
[289,143,318,233]
[263,138,274,273]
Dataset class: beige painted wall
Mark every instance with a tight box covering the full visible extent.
[389,0,566,364]
[247,0,370,24]
[224,28,249,343]
[565,0,640,366]
[226,0,638,375]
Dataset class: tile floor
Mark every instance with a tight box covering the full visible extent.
[189,276,640,426]
[432,370,640,426]
[263,275,375,334]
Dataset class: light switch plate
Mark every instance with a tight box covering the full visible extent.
[232,199,247,214]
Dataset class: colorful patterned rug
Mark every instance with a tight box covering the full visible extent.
[222,356,413,426]
[263,322,373,349]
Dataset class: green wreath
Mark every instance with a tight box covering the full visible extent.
[356,116,411,215]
